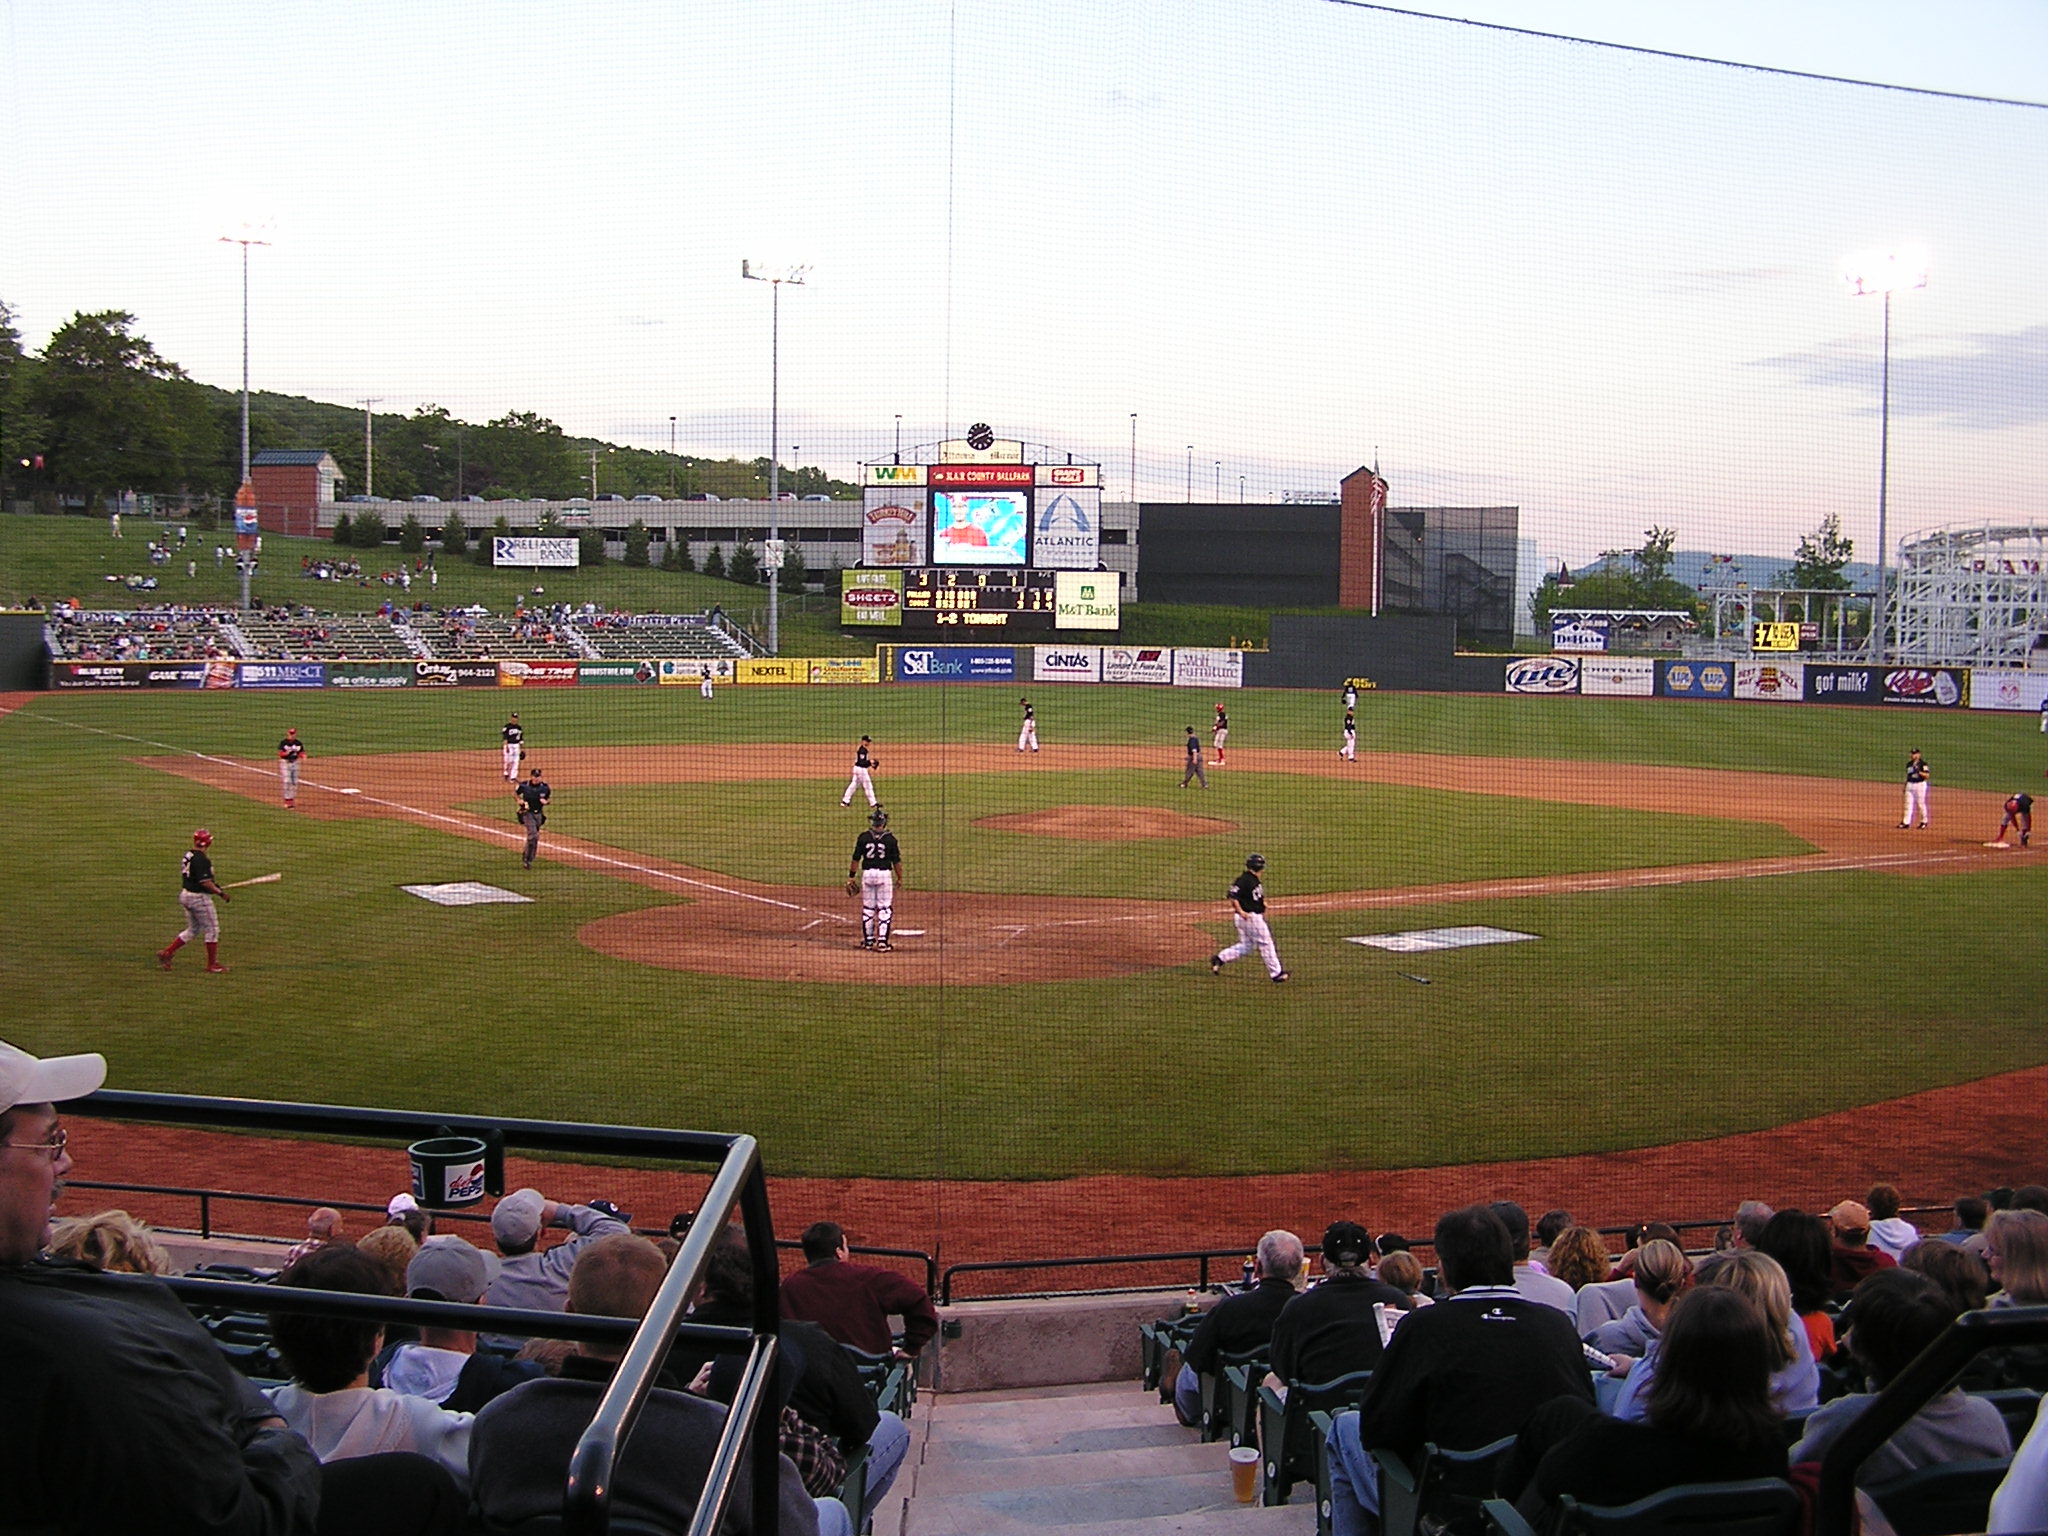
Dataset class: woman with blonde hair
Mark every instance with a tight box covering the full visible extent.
[1615,1248,1818,1419]
[1544,1226,1612,1293]
[47,1209,173,1275]
[1987,1209,2048,1307]
[1590,1238,1690,1362]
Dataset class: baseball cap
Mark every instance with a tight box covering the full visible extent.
[1829,1200,1871,1233]
[1322,1220,1372,1266]
[406,1234,496,1302]
[492,1187,547,1247]
[387,1192,420,1219]
[0,1040,107,1114]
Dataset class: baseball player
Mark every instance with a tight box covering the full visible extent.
[277,726,305,808]
[1993,791,2034,848]
[1341,707,1357,761]
[1212,703,1229,764]
[1017,697,1039,753]
[842,735,880,808]
[1343,681,1358,711]
[699,669,714,700]
[1180,726,1208,789]
[158,828,230,973]
[1211,852,1287,982]
[515,766,551,868]
[501,713,524,782]
[1899,748,1932,829]
[847,807,903,951]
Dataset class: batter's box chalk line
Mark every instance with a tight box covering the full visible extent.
[1346,925,1540,954]
[401,882,534,907]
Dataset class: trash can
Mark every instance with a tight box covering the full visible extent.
[408,1135,490,1207]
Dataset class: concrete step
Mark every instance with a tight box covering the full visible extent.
[922,1417,1200,1461]
[918,1382,1197,1460]
[902,1470,1316,1536]
[915,1439,1225,1494]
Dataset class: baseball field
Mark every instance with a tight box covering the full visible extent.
[8,678,2048,1204]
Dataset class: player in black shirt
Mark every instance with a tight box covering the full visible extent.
[1017,697,1039,753]
[1212,704,1229,765]
[501,714,524,782]
[277,727,304,808]
[1211,852,1287,981]
[515,767,551,869]
[1994,790,2034,847]
[847,808,903,951]
[158,827,231,973]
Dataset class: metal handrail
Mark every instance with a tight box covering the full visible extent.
[77,1089,783,1536]
[1814,1302,2048,1536]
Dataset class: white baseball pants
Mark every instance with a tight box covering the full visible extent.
[1218,913,1282,978]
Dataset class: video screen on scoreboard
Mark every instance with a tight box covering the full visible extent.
[931,490,1028,565]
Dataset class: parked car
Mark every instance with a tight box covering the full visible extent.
[801,494,833,501]
[631,494,664,503]
[411,494,441,503]
[596,493,626,502]
[564,497,592,505]
[684,493,721,502]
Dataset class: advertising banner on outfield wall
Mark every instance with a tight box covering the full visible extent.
[841,569,904,626]
[238,661,326,689]
[1504,656,1580,694]
[492,537,579,568]
[413,660,499,688]
[1034,646,1101,682]
[1804,665,1879,704]
[1734,662,1805,702]
[579,660,662,686]
[52,661,208,689]
[861,489,927,567]
[1657,660,1733,699]
[328,662,415,688]
[1577,656,1655,697]
[1172,649,1245,688]
[1102,646,1172,685]
[1969,670,2048,713]
[737,658,810,685]
[1879,666,1967,707]
[656,658,735,684]
[809,657,879,684]
[894,646,1016,682]
[498,659,580,687]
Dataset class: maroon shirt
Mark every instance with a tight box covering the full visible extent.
[779,1259,938,1356]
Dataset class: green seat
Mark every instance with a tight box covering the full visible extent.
[1258,1369,1373,1507]
[1864,1456,2011,1536]
[1140,1314,1200,1400]
[843,1346,913,1421]
[1481,1479,1803,1536]
[1371,1435,1517,1536]
[1222,1358,1268,1448]
[835,1441,873,1535]
[1198,1347,1266,1443]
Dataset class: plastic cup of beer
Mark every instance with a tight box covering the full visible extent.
[1229,1445,1260,1503]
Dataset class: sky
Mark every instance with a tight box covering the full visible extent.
[2,1,2045,565]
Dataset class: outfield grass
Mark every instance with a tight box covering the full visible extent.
[5,681,2045,1181]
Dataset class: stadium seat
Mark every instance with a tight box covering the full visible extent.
[1197,1346,1266,1443]
[1258,1369,1373,1506]
[1221,1357,1268,1447]
[1138,1313,1199,1401]
[843,1345,913,1421]
[1481,1479,1803,1536]
[835,1440,872,1535]
[1372,1435,1518,1536]
[1863,1456,2012,1536]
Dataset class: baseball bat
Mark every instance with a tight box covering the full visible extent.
[223,873,283,889]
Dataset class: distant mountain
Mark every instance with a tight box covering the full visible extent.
[1568,550,1879,593]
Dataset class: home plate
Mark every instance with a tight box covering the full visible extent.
[1346,925,1539,953]
[401,882,533,906]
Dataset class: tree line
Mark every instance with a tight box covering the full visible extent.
[0,302,852,509]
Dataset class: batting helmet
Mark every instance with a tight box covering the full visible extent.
[870,807,889,829]
[1245,852,1265,871]
[193,828,214,847]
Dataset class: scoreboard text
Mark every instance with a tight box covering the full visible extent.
[900,568,1059,629]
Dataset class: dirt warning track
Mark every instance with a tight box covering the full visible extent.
[141,743,2021,985]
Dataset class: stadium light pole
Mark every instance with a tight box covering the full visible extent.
[219,227,270,486]
[895,413,903,463]
[742,260,809,655]
[1185,445,1193,503]
[1128,414,1137,504]
[1214,460,1221,500]
[668,416,676,497]
[358,398,383,498]
[1842,245,1929,664]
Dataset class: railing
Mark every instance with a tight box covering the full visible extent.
[1815,1302,2048,1536]
[77,1089,784,1536]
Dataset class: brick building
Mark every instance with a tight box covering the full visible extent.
[251,449,343,537]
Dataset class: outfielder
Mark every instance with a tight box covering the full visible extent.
[842,735,880,808]
[515,766,551,868]
[158,828,230,974]
[1017,697,1039,753]
[1899,749,1932,829]
[1212,703,1229,765]
[1341,707,1357,761]
[501,713,524,782]
[848,807,903,951]
[700,670,714,700]
[277,726,305,807]
[1211,852,1287,982]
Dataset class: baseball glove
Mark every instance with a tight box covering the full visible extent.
[846,878,859,898]
[869,757,881,769]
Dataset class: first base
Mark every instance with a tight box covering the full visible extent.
[1988,841,2012,848]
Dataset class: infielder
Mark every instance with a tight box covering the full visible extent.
[848,807,903,951]
[515,766,551,868]
[1993,791,2034,848]
[1017,697,1039,753]
[1899,749,1932,829]
[842,735,880,808]
[1344,681,1358,711]
[1341,708,1357,761]
[1211,852,1287,982]
[277,726,305,808]
[1212,703,1229,764]
[501,713,524,782]
[1180,726,1208,789]
[158,828,230,974]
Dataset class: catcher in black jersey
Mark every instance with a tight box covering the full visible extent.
[848,807,903,951]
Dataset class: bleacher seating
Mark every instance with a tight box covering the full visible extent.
[578,618,747,660]
[45,607,235,661]
[1483,1479,1803,1536]
[230,610,419,660]
[421,613,585,660]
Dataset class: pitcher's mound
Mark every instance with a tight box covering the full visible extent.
[975,805,1234,840]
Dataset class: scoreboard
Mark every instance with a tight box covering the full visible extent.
[900,568,1059,629]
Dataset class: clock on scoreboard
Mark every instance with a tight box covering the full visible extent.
[900,567,1059,629]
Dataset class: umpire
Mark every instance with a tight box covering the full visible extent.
[515,766,551,869]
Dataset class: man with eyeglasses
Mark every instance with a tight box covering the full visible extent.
[0,1037,462,1535]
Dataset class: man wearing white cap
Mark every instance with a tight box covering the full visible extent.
[479,1186,630,1337]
